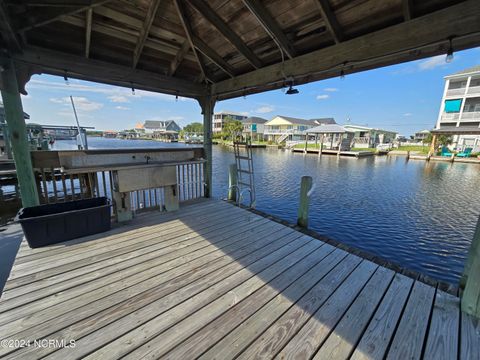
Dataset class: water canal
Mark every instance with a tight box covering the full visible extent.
[53,137,480,284]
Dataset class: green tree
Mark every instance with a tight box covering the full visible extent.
[222,117,243,140]
[424,133,452,146]
[183,122,203,134]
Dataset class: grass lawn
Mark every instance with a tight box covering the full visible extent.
[397,145,429,154]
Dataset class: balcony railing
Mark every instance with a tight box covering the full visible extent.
[446,88,466,97]
[440,113,460,122]
[263,128,306,135]
[467,86,480,96]
[460,112,480,121]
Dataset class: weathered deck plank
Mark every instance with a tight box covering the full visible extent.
[0,199,468,360]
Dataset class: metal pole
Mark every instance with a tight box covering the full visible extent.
[70,95,85,149]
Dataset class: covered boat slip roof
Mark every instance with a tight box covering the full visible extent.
[0,0,480,100]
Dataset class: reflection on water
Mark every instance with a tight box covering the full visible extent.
[55,138,479,284]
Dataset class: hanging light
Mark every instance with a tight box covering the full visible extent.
[445,38,454,63]
[340,69,345,80]
[131,83,135,95]
[285,79,299,95]
[63,71,69,85]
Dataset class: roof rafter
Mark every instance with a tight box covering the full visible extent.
[169,40,190,76]
[173,0,210,83]
[187,0,262,69]
[402,0,413,21]
[132,0,162,69]
[314,0,343,43]
[85,8,92,58]
[192,35,236,78]
[17,0,111,32]
[0,0,21,52]
[6,0,99,6]
[242,0,296,59]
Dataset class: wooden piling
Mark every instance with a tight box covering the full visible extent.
[297,176,313,228]
[199,96,215,198]
[228,163,238,201]
[0,59,39,207]
[461,214,480,317]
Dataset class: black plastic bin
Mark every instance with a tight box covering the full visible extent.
[15,197,112,248]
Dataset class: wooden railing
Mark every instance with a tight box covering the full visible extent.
[30,147,205,217]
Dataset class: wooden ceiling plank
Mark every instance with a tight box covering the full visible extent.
[11,46,207,97]
[402,0,413,21]
[173,0,210,83]
[0,0,21,52]
[133,0,162,69]
[169,40,190,76]
[187,0,262,69]
[242,0,296,59]
[6,1,100,6]
[314,0,343,43]
[192,35,236,78]
[17,0,111,32]
[212,0,480,100]
[85,8,92,58]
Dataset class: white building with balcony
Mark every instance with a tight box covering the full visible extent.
[212,111,248,134]
[263,116,335,143]
[435,65,480,151]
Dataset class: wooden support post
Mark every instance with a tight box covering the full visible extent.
[319,134,323,156]
[337,134,342,156]
[228,163,238,202]
[304,133,308,153]
[0,59,39,207]
[297,176,313,228]
[112,190,133,222]
[461,214,480,317]
[198,96,215,198]
[164,184,179,212]
[428,134,437,157]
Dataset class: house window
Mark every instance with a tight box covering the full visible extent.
[475,104,480,112]
[444,99,462,113]
[464,104,471,112]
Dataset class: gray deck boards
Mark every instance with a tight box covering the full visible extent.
[0,199,476,359]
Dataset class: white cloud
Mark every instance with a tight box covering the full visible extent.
[404,112,413,117]
[115,106,130,111]
[29,79,191,103]
[418,55,448,71]
[240,111,249,116]
[255,105,274,114]
[49,96,103,112]
[108,95,130,103]
[324,88,338,92]
[316,94,330,100]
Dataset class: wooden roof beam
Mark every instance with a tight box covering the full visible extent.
[17,0,111,32]
[85,8,92,58]
[10,46,207,97]
[6,1,101,6]
[0,0,21,52]
[212,0,480,100]
[173,0,210,83]
[169,40,190,76]
[192,36,236,78]
[132,0,162,69]
[314,0,343,43]
[402,0,413,21]
[242,0,296,59]
[187,0,262,69]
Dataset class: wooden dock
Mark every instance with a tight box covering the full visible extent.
[292,148,374,157]
[0,200,478,359]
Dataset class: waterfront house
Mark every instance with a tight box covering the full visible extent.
[343,124,397,148]
[242,116,268,140]
[142,120,181,140]
[414,129,431,142]
[213,111,248,134]
[434,65,480,151]
[264,116,335,143]
[102,130,118,138]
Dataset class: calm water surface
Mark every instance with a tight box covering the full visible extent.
[55,137,480,284]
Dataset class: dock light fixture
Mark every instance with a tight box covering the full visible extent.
[63,71,69,85]
[445,37,454,63]
[131,83,135,95]
[285,78,299,95]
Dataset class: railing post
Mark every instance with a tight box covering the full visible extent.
[228,163,237,202]
[297,176,313,228]
[0,58,39,207]
[461,214,480,317]
[198,95,216,198]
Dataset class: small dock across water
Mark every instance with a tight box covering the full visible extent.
[0,200,478,359]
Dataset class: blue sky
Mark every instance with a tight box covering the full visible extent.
[20,47,480,136]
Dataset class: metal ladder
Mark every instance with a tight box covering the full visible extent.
[233,137,256,208]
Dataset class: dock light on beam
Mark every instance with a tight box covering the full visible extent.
[285,80,299,95]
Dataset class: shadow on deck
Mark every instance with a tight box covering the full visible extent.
[0,199,478,359]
